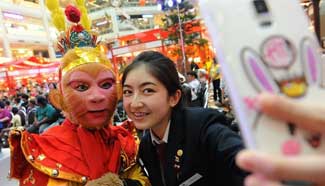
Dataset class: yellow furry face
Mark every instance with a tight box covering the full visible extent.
[60,63,118,128]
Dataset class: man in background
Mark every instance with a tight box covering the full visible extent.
[210,58,223,104]
[27,95,57,134]
[187,71,201,107]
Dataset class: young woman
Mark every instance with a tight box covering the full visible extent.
[122,51,246,186]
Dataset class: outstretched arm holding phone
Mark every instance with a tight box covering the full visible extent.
[236,93,325,186]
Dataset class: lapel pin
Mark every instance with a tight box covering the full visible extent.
[174,149,183,179]
[177,149,183,157]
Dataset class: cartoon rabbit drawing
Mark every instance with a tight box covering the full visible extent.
[241,36,325,155]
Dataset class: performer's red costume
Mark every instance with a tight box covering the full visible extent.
[10,120,145,186]
[9,2,150,186]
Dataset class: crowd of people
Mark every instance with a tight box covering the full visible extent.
[178,60,228,109]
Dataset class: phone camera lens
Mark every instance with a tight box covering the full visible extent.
[253,0,269,14]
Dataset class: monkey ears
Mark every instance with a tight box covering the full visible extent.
[48,89,65,111]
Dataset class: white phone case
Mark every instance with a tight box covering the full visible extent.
[199,0,325,155]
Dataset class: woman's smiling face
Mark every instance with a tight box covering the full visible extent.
[122,65,179,133]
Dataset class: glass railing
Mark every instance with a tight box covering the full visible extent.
[88,1,158,13]
[117,18,155,32]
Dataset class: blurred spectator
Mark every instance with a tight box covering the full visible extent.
[197,69,209,107]
[210,59,223,104]
[178,72,192,107]
[27,95,57,134]
[187,71,201,107]
[26,98,37,126]
[21,93,29,111]
[30,86,38,97]
[12,97,22,109]
[5,100,11,111]
[0,105,15,148]
[0,101,12,130]
[198,68,208,84]
[21,85,28,94]
[11,107,22,127]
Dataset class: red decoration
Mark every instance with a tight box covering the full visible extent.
[71,24,84,32]
[36,73,43,85]
[21,78,28,86]
[27,56,39,63]
[139,0,146,6]
[65,5,81,23]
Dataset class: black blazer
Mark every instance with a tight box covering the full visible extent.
[139,107,246,186]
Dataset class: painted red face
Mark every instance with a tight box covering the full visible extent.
[62,64,117,128]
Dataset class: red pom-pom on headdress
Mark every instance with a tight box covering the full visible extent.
[57,5,97,55]
[65,5,81,23]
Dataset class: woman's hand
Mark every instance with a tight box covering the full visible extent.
[237,150,325,186]
[236,93,325,186]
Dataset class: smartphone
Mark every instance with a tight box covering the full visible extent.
[199,0,325,155]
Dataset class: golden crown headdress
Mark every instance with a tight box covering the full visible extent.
[45,0,112,77]
[46,0,97,54]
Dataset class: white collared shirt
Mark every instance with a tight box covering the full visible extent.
[150,120,171,145]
